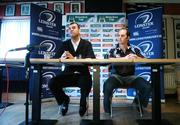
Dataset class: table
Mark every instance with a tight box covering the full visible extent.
[3,58,179,125]
[23,58,132,125]
[133,59,180,125]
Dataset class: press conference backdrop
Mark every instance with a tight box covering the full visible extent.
[29,5,164,99]
[65,13,127,98]
[29,4,63,98]
[128,7,164,101]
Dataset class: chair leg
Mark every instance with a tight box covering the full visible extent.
[86,97,89,116]
[110,90,116,118]
[111,89,143,118]
[136,91,143,117]
[110,96,113,118]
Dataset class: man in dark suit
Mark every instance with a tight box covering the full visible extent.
[48,22,95,117]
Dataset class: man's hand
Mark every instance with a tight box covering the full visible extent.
[61,51,74,59]
[125,53,142,59]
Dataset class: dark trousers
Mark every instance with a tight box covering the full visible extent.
[103,74,152,113]
[48,73,92,106]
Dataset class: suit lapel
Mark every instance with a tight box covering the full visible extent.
[68,40,76,54]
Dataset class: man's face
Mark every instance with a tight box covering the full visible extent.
[68,23,80,37]
[118,29,129,45]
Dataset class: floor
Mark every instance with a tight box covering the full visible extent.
[0,93,180,125]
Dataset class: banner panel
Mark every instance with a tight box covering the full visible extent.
[128,7,164,101]
[30,4,63,98]
[30,3,63,59]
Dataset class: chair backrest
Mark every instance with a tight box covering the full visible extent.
[111,84,143,118]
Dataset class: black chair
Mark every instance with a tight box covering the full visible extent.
[110,84,143,118]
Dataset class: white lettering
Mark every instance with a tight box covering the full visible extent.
[134,22,154,29]
[39,19,56,27]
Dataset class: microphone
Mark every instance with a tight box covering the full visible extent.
[8,44,48,52]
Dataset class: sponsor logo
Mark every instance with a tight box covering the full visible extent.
[136,66,151,70]
[102,39,113,42]
[90,34,101,37]
[79,24,89,28]
[102,24,113,27]
[90,39,101,42]
[92,44,101,47]
[114,89,127,97]
[80,29,89,32]
[95,53,103,59]
[93,49,101,52]
[114,24,125,27]
[42,71,56,89]
[38,40,56,58]
[103,34,113,37]
[91,29,101,32]
[64,88,81,97]
[103,49,109,52]
[102,44,113,47]
[134,12,154,29]
[39,10,56,28]
[114,29,120,32]
[103,29,113,32]
[137,41,154,57]
[131,41,154,58]
[90,24,101,28]
[80,34,89,37]
[137,72,151,82]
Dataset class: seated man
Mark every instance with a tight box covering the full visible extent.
[48,22,95,117]
[103,27,152,114]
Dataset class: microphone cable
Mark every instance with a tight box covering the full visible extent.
[0,51,10,116]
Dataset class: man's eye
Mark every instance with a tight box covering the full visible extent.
[69,26,76,30]
[72,26,76,29]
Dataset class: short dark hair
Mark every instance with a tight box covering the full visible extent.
[69,22,80,29]
[120,26,130,37]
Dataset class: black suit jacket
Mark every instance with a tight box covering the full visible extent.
[56,38,95,75]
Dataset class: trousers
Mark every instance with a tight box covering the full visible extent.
[48,72,92,106]
[103,74,152,113]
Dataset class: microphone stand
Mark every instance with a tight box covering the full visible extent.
[19,45,57,125]
[24,49,31,125]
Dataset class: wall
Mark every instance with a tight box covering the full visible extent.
[0,0,85,18]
